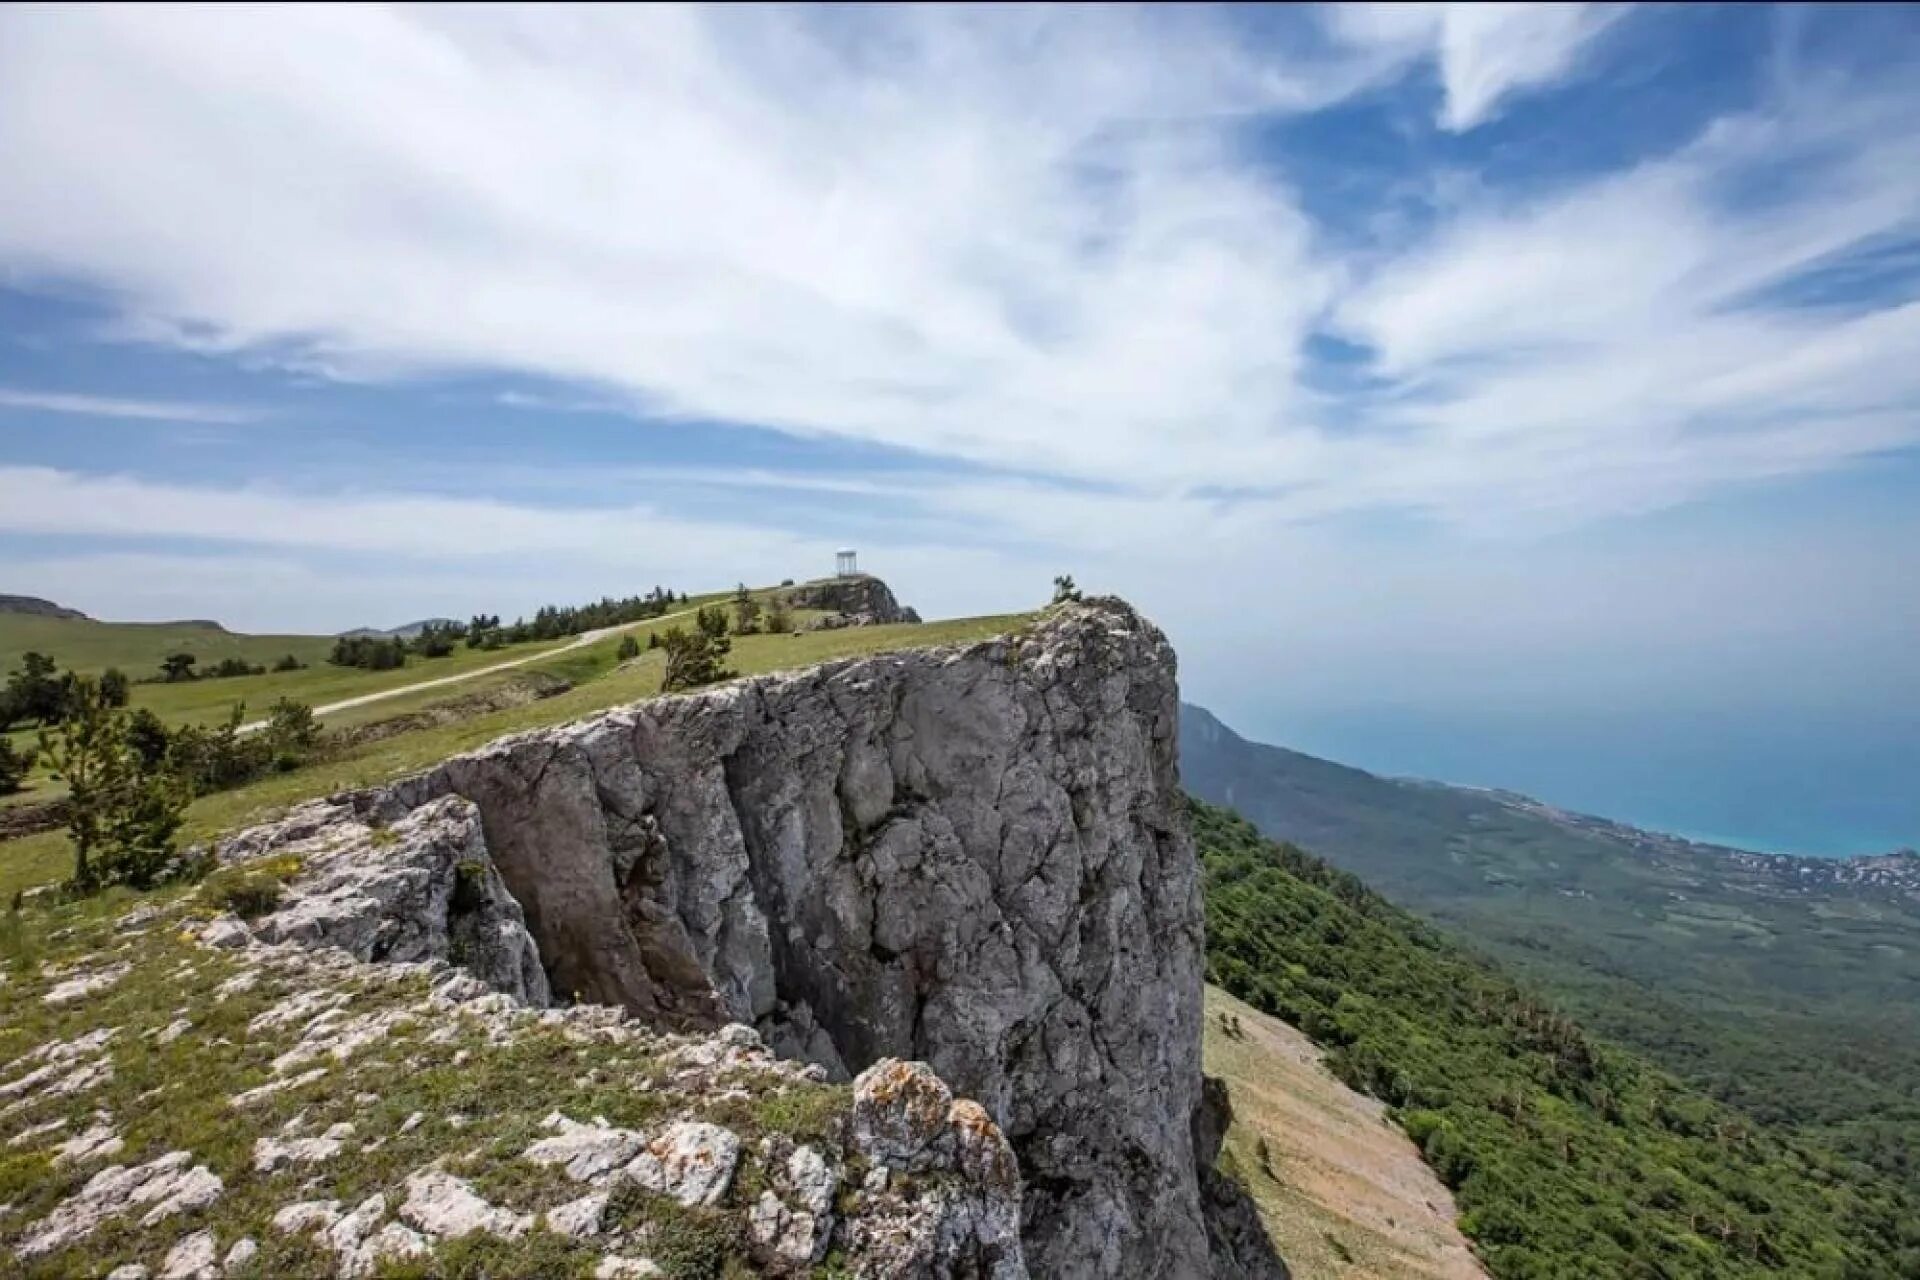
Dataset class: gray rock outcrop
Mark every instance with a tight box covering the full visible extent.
[216,599,1267,1277]
[786,574,922,626]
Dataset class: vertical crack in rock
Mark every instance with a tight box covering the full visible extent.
[223,599,1280,1278]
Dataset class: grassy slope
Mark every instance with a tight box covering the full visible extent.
[0,880,854,1279]
[0,614,334,680]
[1179,704,1920,1196]
[0,611,1030,900]
[1195,798,1920,1278]
[1204,985,1487,1280]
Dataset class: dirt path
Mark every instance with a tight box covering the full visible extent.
[240,607,694,733]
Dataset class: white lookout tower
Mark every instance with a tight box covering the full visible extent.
[835,548,859,577]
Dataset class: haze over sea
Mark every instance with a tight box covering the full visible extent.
[1240,704,1918,859]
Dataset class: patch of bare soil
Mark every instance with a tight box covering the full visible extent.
[1205,985,1487,1280]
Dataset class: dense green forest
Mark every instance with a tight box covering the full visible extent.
[1194,799,1920,1278]
[1180,703,1920,1205]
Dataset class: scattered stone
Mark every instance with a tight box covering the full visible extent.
[225,1237,259,1270]
[52,1116,124,1167]
[9,1115,68,1146]
[116,903,165,933]
[159,1227,219,1279]
[154,1018,193,1045]
[594,1258,664,1279]
[16,1151,224,1256]
[253,1132,346,1173]
[747,1142,838,1267]
[399,1111,425,1135]
[545,1191,609,1239]
[523,1114,647,1183]
[198,915,253,950]
[106,1266,150,1280]
[399,1168,531,1239]
[272,1199,342,1235]
[621,1121,740,1208]
[212,970,260,1001]
[346,1222,430,1278]
[230,1065,328,1107]
[43,961,131,1006]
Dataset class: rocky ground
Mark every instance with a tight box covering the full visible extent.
[0,863,1022,1279]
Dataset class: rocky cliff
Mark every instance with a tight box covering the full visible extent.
[199,599,1274,1277]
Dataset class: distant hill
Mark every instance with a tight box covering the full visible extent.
[1181,702,1920,1206]
[338,618,457,640]
[0,594,88,620]
[0,611,333,680]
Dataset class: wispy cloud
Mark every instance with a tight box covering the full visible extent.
[0,5,1913,538]
[1329,3,1630,131]
[0,386,261,424]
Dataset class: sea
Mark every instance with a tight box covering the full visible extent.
[1261,706,1919,859]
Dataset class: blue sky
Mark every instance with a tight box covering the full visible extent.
[1,5,1916,851]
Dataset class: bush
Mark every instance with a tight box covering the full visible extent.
[160,652,198,682]
[329,635,409,670]
[616,634,642,662]
[271,653,305,672]
[200,870,284,919]
[98,667,130,707]
[0,738,29,794]
[3,652,67,725]
[659,627,735,693]
[39,677,189,892]
[208,657,265,678]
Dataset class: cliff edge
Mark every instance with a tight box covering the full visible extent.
[204,598,1278,1277]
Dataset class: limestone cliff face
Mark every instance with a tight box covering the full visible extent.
[220,600,1252,1277]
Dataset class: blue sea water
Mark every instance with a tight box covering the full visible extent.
[1249,706,1919,859]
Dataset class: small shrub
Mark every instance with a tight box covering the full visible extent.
[201,871,284,919]
[617,634,642,662]
[451,860,489,913]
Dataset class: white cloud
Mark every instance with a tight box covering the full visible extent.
[1330,3,1628,130]
[0,386,261,424]
[0,3,1914,542]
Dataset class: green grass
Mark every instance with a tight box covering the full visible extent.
[1180,704,1920,1214]
[0,610,1030,900]
[0,880,859,1279]
[0,613,335,682]
[1195,797,1920,1277]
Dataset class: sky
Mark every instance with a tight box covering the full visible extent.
[1,4,1916,853]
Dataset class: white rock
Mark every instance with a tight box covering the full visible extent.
[272,1199,342,1235]
[399,1168,531,1239]
[16,1151,224,1256]
[344,1222,430,1278]
[106,1266,150,1280]
[198,916,252,950]
[159,1227,219,1279]
[399,1111,425,1135]
[253,1133,345,1173]
[544,1191,608,1239]
[621,1121,740,1208]
[44,961,132,1005]
[225,1236,259,1270]
[594,1258,664,1279]
[230,1065,328,1107]
[9,1115,68,1146]
[52,1117,124,1167]
[155,1018,193,1045]
[522,1115,646,1183]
